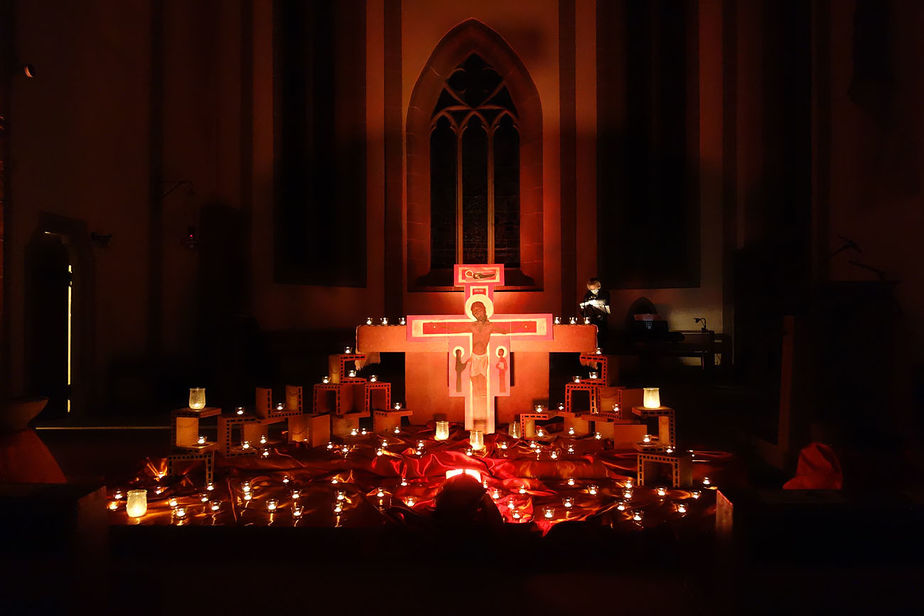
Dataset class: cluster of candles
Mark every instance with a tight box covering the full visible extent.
[364,317,407,326]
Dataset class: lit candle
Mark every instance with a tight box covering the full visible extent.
[242,440,251,450]
[381,317,389,325]
[405,497,416,507]
[594,432,602,440]
[569,317,578,325]
[588,484,598,495]
[206,482,215,492]
[394,402,402,410]
[512,511,521,520]
[400,478,408,486]
[643,434,652,443]
[260,435,267,445]
[507,499,515,510]
[326,442,334,450]
[242,481,251,493]
[366,317,373,325]
[261,448,270,458]
[350,428,358,436]
[200,493,209,503]
[331,477,339,484]
[435,420,450,441]
[535,404,543,412]
[676,503,687,514]
[567,445,575,454]
[398,317,406,325]
[703,477,713,488]
[197,435,206,446]
[376,487,385,498]
[550,451,559,460]
[544,507,554,519]
[126,490,147,518]
[573,376,581,383]
[394,426,401,434]
[567,478,575,486]
[612,402,620,413]
[633,511,643,522]
[623,489,633,499]
[155,486,165,495]
[583,317,591,324]
[336,490,345,501]
[344,346,352,354]
[518,486,527,495]
[282,476,290,484]
[243,492,252,502]
[168,497,178,508]
[616,501,626,511]
[340,445,349,455]
[275,402,285,412]
[175,507,187,519]
[537,428,545,437]
[417,440,425,450]
[643,387,660,409]
[691,490,701,500]
[558,403,565,411]
[595,347,602,355]
[291,489,300,499]
[657,487,668,497]
[210,500,221,512]
[554,316,561,324]
[322,376,330,384]
[236,406,245,415]
[293,506,303,518]
[348,369,357,378]
[188,387,206,410]
[370,374,378,382]
[562,497,573,508]
[333,503,343,514]
[625,479,633,489]
[529,441,538,450]
[499,441,508,450]
[666,447,674,454]
[464,447,473,456]
[469,430,484,451]
[107,501,119,511]
[376,447,385,456]
[492,489,501,499]
[266,499,278,512]
[568,427,575,436]
[113,489,124,500]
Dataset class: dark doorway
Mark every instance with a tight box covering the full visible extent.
[25,232,72,419]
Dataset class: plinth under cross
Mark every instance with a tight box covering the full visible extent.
[407,265,553,433]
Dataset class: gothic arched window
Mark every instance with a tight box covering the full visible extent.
[406,20,542,290]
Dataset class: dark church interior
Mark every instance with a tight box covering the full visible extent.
[1,0,923,613]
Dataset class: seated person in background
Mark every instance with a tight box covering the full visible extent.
[580,277,611,349]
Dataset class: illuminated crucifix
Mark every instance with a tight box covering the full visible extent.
[407,265,553,434]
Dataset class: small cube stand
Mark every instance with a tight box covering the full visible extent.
[373,408,412,434]
[556,410,592,438]
[579,352,612,386]
[565,381,601,414]
[631,405,676,452]
[590,411,649,449]
[168,406,221,483]
[637,451,693,488]
[518,412,550,439]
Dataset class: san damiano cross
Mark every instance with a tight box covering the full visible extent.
[406,265,553,434]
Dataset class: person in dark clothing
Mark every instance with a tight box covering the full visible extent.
[580,277,611,350]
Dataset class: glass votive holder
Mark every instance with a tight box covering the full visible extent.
[435,420,450,441]
[469,430,484,451]
[583,317,591,324]
[266,499,278,512]
[544,507,554,519]
[588,484,598,495]
[656,487,668,497]
[210,500,221,512]
[554,316,561,324]
[643,387,661,409]
[174,507,187,519]
[398,317,406,325]
[562,497,573,508]
[569,317,578,324]
[322,376,330,384]
[188,387,206,410]
[126,489,147,518]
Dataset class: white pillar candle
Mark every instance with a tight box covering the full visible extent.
[126,490,147,518]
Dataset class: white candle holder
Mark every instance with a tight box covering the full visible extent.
[188,387,206,410]
[126,489,147,518]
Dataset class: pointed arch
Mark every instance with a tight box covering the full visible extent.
[406,19,542,290]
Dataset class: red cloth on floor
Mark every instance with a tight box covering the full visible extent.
[783,442,842,490]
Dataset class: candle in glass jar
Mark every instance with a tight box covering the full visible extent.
[554,316,561,324]
[588,484,598,495]
[657,487,668,497]
[643,387,661,409]
[168,497,178,508]
[266,499,278,512]
[107,501,119,511]
[370,374,378,383]
[469,430,484,451]
[322,376,330,384]
[562,497,573,508]
[544,507,554,519]
[344,346,352,354]
[210,500,221,512]
[567,477,575,486]
[126,490,147,518]
[583,316,591,324]
[399,317,406,325]
[188,387,206,410]
[366,317,373,325]
[435,420,450,441]
[175,507,187,519]
[381,317,389,325]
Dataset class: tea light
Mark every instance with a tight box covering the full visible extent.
[612,402,620,413]
[469,430,484,451]
[282,476,290,484]
[464,447,473,455]
[336,490,345,501]
[155,486,165,495]
[492,489,501,499]
[350,428,358,436]
[572,376,581,383]
[703,477,713,488]
[370,374,378,382]
[333,503,343,514]
[550,450,559,460]
[366,317,373,325]
[348,369,357,378]
[266,499,278,512]
[275,402,285,412]
[518,486,527,495]
[113,489,124,500]
[568,426,575,436]
[616,501,627,511]
[567,478,575,486]
[235,406,245,415]
[261,448,270,458]
[394,402,402,410]
[344,346,352,354]
[535,404,544,412]
[557,403,565,411]
[107,501,119,511]
[206,482,215,492]
[529,441,538,450]
[381,317,389,325]
[656,487,668,497]
[243,492,252,502]
[569,317,578,324]
[417,440,426,450]
[188,387,206,410]
[394,426,401,434]
[242,481,251,493]
[676,503,688,514]
[197,435,206,445]
[643,387,660,409]
[594,432,602,440]
[293,506,303,518]
[168,497,178,508]
[376,487,385,498]
[643,434,652,443]
[242,440,251,449]
[259,435,267,445]
[398,317,406,325]
[499,441,508,450]
[554,316,561,324]
[536,428,545,437]
[340,445,349,455]
[291,489,300,499]
[562,497,573,508]
[200,493,209,503]
[623,489,633,499]
[405,497,416,507]
[632,511,643,522]
[666,447,674,454]
[567,445,575,454]
[331,477,339,484]
[588,484,598,495]
[512,511,521,520]
[210,500,221,512]
[507,498,515,510]
[400,478,408,486]
[326,442,334,450]
[126,490,147,518]
[322,376,330,384]
[691,490,701,500]
[175,507,187,519]
[376,447,385,456]
[584,317,592,324]
[595,347,602,354]
[544,507,554,519]
[625,480,633,489]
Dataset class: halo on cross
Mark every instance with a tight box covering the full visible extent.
[464,294,495,320]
